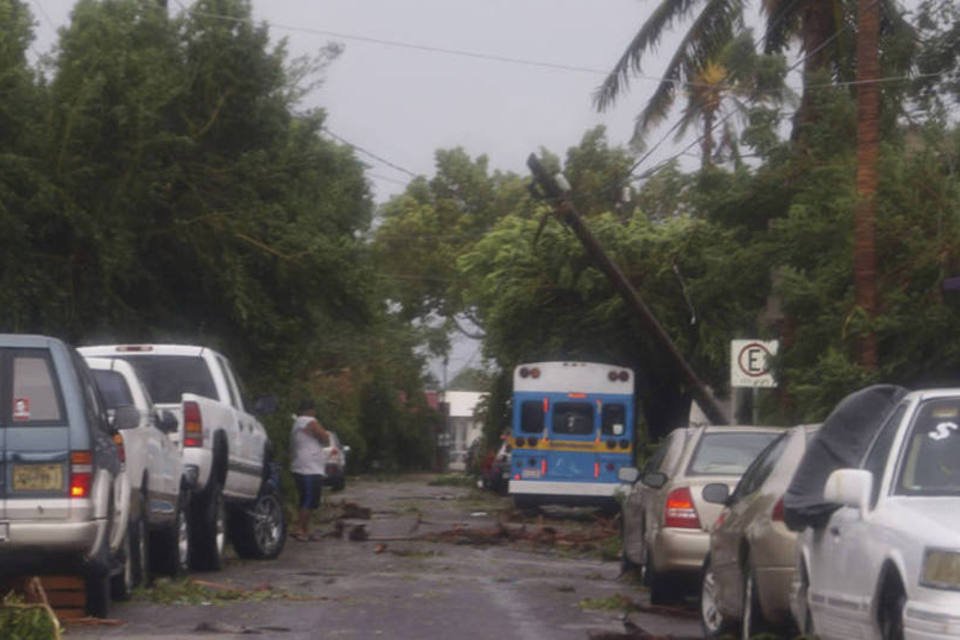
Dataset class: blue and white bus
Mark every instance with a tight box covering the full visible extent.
[508,361,635,509]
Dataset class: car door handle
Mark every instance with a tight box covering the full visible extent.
[829,526,841,537]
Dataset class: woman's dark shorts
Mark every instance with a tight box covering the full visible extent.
[293,472,324,509]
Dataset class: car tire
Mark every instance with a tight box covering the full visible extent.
[153,489,190,577]
[85,568,111,618]
[795,561,814,637]
[740,565,767,640]
[879,578,906,640]
[700,553,734,638]
[646,549,678,606]
[230,483,287,560]
[189,478,226,571]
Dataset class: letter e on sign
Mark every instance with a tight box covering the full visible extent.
[730,340,778,388]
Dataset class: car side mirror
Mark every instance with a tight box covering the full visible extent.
[252,396,277,416]
[824,468,872,515]
[111,405,141,431]
[641,470,668,489]
[157,410,179,434]
[617,466,640,484]
[702,482,731,505]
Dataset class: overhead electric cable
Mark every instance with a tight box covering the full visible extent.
[322,127,420,178]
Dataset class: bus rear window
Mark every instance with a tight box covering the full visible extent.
[520,401,544,434]
[602,403,627,436]
[553,402,593,436]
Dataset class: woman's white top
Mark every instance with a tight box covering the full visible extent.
[290,415,327,475]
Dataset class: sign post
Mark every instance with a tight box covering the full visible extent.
[730,340,779,424]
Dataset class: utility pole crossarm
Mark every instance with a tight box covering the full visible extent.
[526,154,728,426]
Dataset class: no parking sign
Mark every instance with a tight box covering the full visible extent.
[730,340,779,388]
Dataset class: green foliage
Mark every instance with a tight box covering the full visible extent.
[0,595,60,640]
[0,0,434,472]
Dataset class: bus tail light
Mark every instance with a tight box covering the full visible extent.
[665,487,701,529]
[70,450,93,498]
[594,462,600,478]
[183,401,203,447]
[541,459,547,476]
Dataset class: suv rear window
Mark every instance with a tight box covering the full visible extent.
[687,431,780,476]
[10,352,64,423]
[119,355,217,404]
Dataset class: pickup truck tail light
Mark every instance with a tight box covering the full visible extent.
[70,450,93,498]
[112,433,126,464]
[664,487,701,529]
[183,401,203,447]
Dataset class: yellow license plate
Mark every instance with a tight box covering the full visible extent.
[12,464,64,492]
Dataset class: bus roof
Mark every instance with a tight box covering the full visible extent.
[513,361,634,394]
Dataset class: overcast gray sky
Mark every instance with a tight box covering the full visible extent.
[27,0,673,203]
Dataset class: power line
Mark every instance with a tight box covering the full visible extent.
[321,127,420,178]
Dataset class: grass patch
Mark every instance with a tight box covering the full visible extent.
[427,474,477,488]
[140,578,292,606]
[389,548,443,558]
[578,593,637,612]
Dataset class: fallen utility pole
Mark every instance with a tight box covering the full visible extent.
[526,154,728,426]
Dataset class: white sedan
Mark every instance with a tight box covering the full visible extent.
[792,389,960,640]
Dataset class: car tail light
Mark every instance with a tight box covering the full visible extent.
[771,496,785,522]
[114,345,153,352]
[665,487,701,529]
[183,401,203,447]
[329,447,339,456]
[70,450,93,498]
[112,433,126,464]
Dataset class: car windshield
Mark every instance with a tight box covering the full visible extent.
[897,398,960,496]
[118,355,218,404]
[686,431,780,476]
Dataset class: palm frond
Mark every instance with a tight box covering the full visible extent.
[594,0,708,112]
[630,0,743,143]
[760,0,804,54]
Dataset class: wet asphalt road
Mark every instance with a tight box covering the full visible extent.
[66,474,702,640]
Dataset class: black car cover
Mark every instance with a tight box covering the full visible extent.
[783,383,907,532]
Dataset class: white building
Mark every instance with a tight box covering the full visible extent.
[444,390,486,471]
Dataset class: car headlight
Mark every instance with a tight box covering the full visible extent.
[921,548,960,591]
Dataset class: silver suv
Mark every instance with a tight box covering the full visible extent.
[0,334,135,617]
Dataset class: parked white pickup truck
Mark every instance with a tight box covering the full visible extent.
[79,344,286,569]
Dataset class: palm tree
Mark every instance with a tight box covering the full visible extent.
[593,0,873,146]
[853,0,881,369]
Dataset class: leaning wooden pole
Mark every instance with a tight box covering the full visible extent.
[527,154,728,425]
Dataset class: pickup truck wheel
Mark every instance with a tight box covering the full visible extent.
[152,489,189,577]
[190,479,226,571]
[131,508,151,588]
[111,524,135,600]
[230,484,287,559]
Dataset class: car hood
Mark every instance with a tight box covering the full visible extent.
[883,496,960,546]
